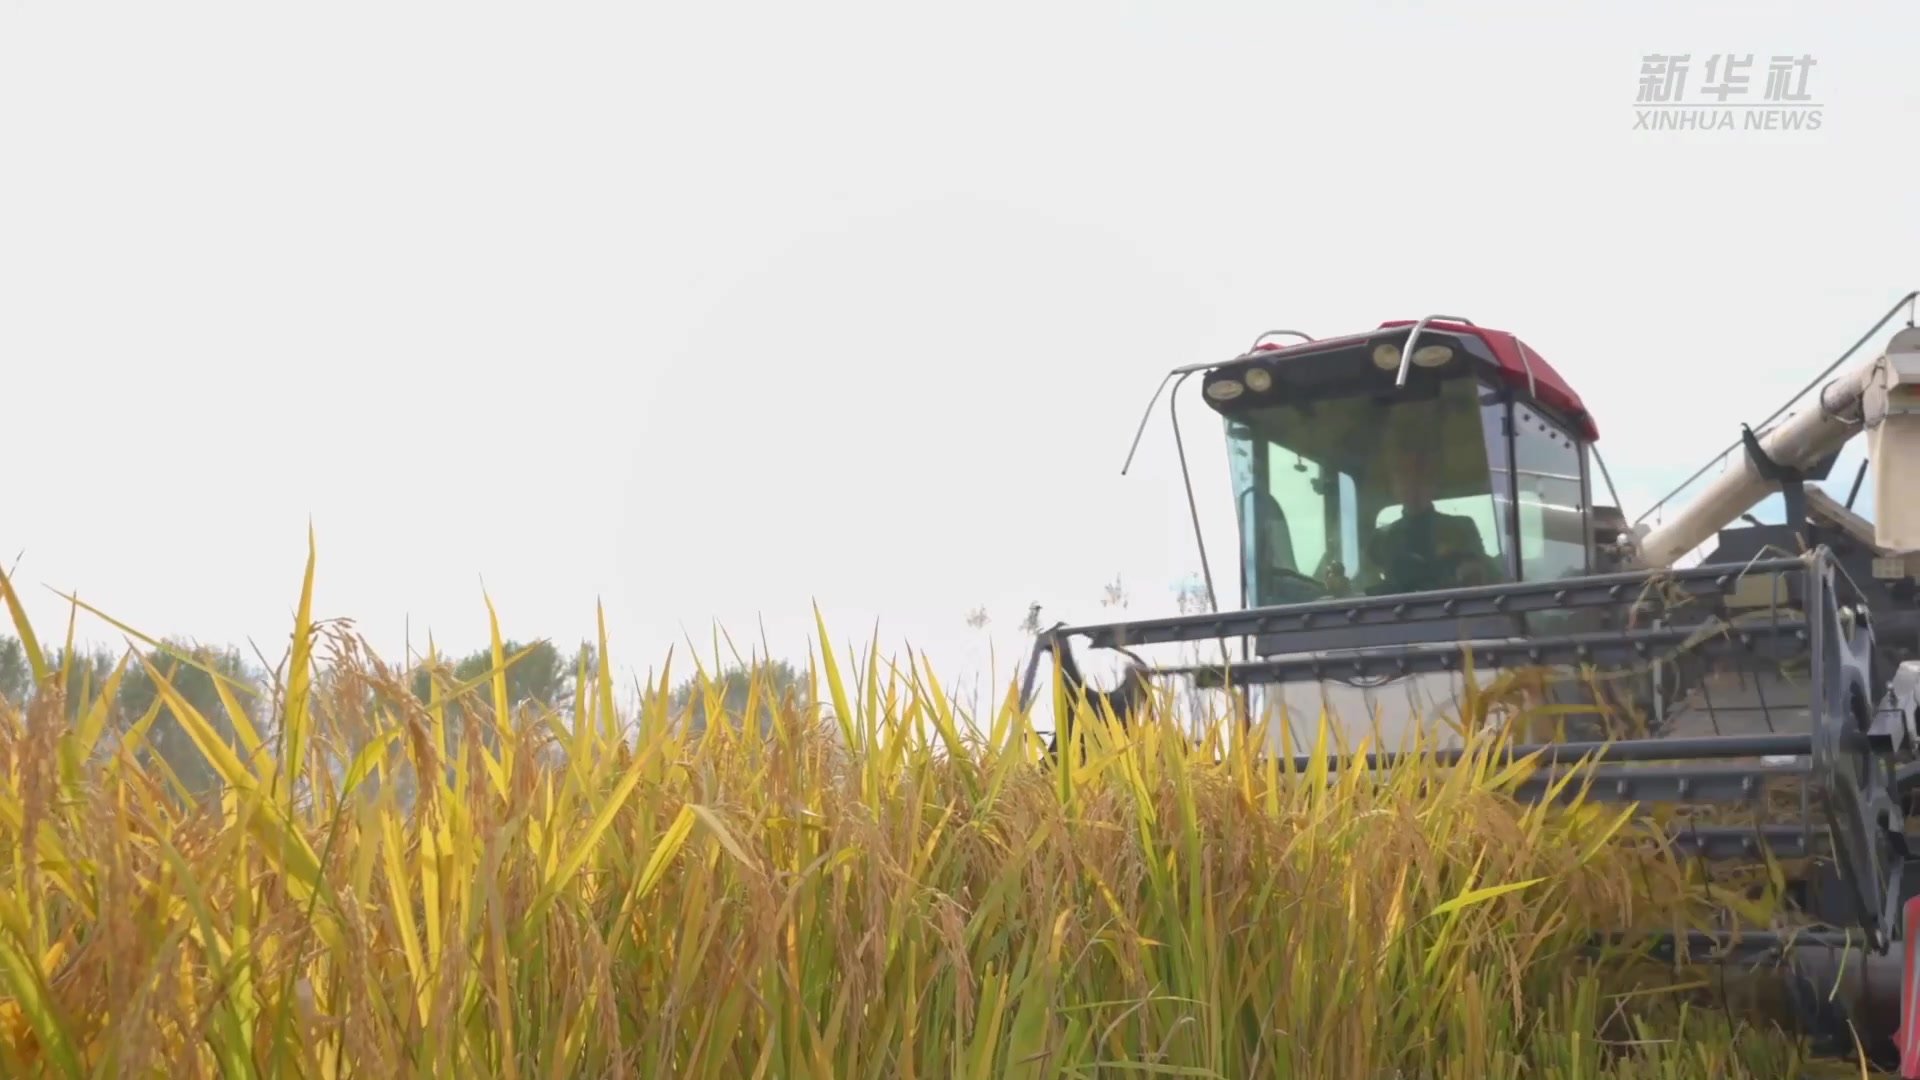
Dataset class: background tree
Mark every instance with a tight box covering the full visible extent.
[0,635,267,800]
[650,656,810,739]
[0,636,29,705]
[0,639,119,720]
[2,625,799,794]
[113,639,265,798]
[389,637,595,796]
[409,638,586,719]
[42,644,121,727]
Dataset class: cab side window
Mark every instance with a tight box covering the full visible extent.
[1512,404,1587,581]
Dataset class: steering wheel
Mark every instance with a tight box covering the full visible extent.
[1370,550,1489,596]
[1261,565,1334,602]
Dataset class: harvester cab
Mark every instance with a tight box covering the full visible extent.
[1019,295,1920,1070]
[1210,319,1608,651]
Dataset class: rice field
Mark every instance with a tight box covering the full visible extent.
[0,539,1890,1077]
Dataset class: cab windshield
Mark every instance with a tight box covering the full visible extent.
[1225,375,1514,604]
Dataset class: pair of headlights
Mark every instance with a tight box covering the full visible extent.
[1205,341,1455,403]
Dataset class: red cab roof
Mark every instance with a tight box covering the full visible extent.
[1375,319,1598,441]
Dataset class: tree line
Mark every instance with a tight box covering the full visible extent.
[0,632,809,800]
[0,573,1191,800]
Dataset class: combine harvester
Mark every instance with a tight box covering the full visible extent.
[1019,293,1920,1070]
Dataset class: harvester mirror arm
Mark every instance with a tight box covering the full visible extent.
[1116,365,1222,617]
[1393,313,1477,388]
[1248,329,1315,350]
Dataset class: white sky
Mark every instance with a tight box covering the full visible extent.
[4,2,1917,714]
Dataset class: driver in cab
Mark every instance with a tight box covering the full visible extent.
[1363,440,1499,594]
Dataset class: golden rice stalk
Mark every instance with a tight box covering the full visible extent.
[0,543,1882,1077]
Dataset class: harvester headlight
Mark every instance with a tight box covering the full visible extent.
[1206,379,1245,402]
[1244,368,1273,392]
[1374,342,1455,371]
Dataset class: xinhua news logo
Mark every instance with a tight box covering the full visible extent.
[1634,53,1823,131]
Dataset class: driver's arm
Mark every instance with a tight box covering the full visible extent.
[1442,515,1500,585]
[1360,521,1398,589]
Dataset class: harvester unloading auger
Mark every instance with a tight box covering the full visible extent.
[1017,293,1920,1070]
